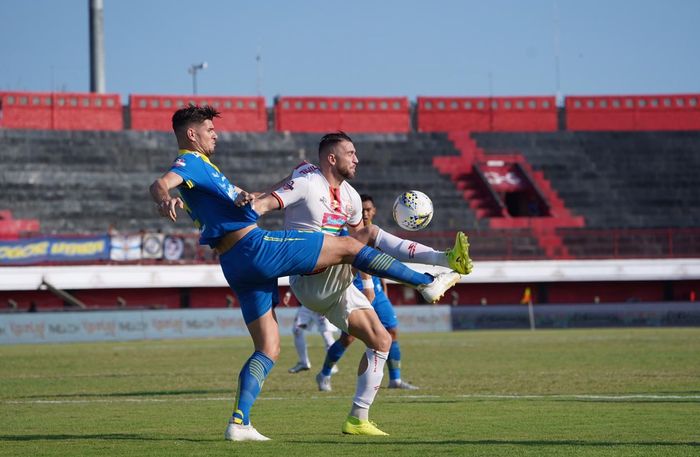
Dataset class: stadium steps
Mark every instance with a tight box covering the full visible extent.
[434,132,585,259]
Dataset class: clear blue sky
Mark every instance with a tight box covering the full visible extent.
[1,0,699,103]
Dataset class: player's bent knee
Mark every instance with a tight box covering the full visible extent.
[367,329,391,352]
[378,331,392,352]
[260,344,280,362]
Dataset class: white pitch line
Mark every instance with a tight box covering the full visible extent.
[3,393,699,405]
[458,394,700,400]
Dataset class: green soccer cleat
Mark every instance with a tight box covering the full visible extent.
[447,231,473,275]
[342,416,389,436]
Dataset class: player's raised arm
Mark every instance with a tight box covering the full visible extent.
[150,171,184,222]
[242,192,282,216]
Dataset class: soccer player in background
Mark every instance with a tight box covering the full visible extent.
[150,107,464,441]
[287,299,340,374]
[316,194,419,392]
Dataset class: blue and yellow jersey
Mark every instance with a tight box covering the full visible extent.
[168,150,259,247]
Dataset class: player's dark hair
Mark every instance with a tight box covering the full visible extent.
[360,194,374,204]
[172,105,221,134]
[318,131,353,156]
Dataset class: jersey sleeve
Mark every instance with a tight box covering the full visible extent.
[271,168,310,209]
[346,189,363,227]
[168,153,202,189]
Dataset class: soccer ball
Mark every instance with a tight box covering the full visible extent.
[392,190,433,231]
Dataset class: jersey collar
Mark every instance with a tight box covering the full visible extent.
[178,149,220,172]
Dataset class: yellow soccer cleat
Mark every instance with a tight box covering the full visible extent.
[342,416,389,436]
[447,231,473,275]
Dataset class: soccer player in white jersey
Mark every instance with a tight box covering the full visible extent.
[288,302,340,374]
[238,132,472,436]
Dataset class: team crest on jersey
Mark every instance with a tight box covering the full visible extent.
[173,158,186,167]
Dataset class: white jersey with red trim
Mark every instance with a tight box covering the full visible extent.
[271,162,362,235]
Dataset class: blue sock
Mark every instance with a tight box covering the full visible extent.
[322,338,347,376]
[388,340,401,381]
[352,246,432,287]
[232,351,275,425]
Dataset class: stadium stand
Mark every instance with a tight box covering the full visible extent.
[470,130,700,258]
[0,129,472,237]
[274,96,410,133]
[0,91,122,130]
[417,96,558,132]
[566,94,700,131]
[471,131,700,229]
[0,90,698,264]
[129,94,267,132]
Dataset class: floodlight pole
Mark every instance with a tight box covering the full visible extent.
[553,0,562,106]
[89,0,106,93]
[188,62,208,95]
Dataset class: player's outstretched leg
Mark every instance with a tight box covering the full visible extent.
[316,236,461,303]
[350,245,460,304]
[354,227,473,275]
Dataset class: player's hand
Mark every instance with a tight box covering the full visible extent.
[362,287,375,304]
[157,197,183,222]
[282,291,292,306]
[235,191,258,207]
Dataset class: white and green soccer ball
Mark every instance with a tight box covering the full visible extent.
[392,190,434,231]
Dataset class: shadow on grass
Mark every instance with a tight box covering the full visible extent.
[2,435,698,447]
[22,388,231,399]
[291,439,700,447]
[0,433,216,442]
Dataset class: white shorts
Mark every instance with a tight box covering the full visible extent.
[290,264,372,333]
[293,305,339,334]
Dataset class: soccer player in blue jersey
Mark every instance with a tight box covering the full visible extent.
[317,195,419,392]
[149,106,464,441]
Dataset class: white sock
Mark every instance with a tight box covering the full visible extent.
[375,227,448,267]
[293,328,309,366]
[351,348,388,418]
[321,330,335,351]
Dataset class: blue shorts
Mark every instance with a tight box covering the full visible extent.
[219,228,324,324]
[373,295,398,330]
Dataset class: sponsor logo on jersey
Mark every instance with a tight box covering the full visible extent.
[321,212,348,235]
[173,158,186,167]
[283,180,294,191]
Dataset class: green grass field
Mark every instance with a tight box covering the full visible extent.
[1,328,699,456]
